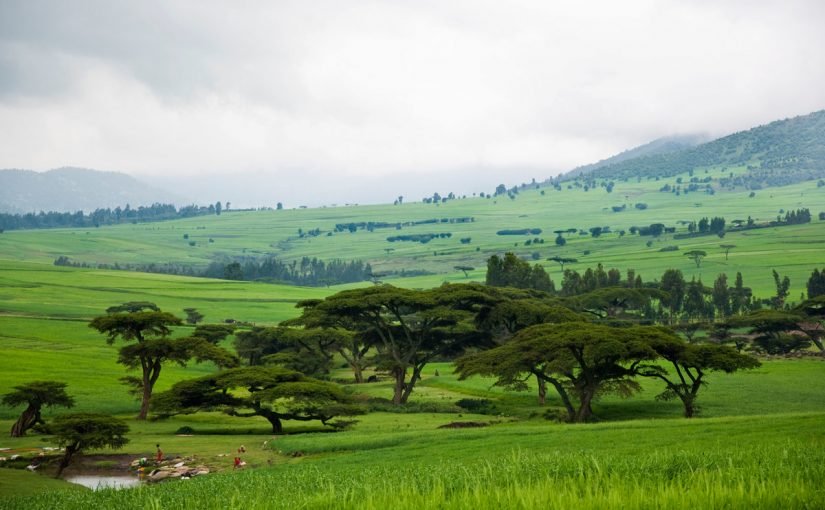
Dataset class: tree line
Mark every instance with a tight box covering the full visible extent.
[0,202,228,231]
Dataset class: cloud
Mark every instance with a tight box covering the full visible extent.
[1,0,824,204]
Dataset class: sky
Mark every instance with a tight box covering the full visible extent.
[1,0,824,207]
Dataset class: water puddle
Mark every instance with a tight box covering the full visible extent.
[65,475,142,490]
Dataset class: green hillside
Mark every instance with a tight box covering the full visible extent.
[576,109,825,185]
[2,168,823,298]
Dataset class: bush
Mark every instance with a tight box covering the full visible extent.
[659,246,679,252]
[175,426,196,435]
[366,398,460,414]
[456,399,499,415]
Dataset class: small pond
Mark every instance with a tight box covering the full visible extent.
[65,475,142,490]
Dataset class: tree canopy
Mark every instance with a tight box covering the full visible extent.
[640,335,760,417]
[47,413,129,477]
[293,284,494,403]
[153,366,363,433]
[2,381,75,437]
[90,306,237,419]
[456,322,666,422]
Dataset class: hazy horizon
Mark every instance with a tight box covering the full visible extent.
[2,1,825,206]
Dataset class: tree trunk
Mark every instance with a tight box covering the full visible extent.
[55,444,78,478]
[399,366,423,404]
[544,376,575,422]
[681,395,696,418]
[267,415,283,434]
[575,390,595,423]
[351,364,364,384]
[536,375,547,406]
[391,367,406,405]
[10,405,39,437]
[138,379,153,420]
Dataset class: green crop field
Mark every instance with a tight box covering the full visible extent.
[1,168,824,298]
[1,171,825,508]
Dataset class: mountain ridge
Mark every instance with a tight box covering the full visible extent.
[0,167,183,213]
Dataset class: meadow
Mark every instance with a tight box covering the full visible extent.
[1,167,824,297]
[1,169,825,507]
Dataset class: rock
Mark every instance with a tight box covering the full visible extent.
[148,470,171,482]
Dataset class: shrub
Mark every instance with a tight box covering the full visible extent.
[456,399,498,415]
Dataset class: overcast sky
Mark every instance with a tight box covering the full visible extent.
[1,0,824,206]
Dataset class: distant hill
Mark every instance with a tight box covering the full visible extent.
[0,167,182,213]
[562,134,709,179]
[568,110,825,186]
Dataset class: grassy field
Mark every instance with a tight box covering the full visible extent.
[2,174,825,507]
[2,411,823,509]
[1,169,824,297]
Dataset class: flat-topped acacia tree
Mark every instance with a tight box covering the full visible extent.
[49,413,129,478]
[2,381,74,437]
[295,284,494,404]
[457,322,665,422]
[152,366,363,434]
[90,304,238,419]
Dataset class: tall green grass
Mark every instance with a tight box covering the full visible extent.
[5,439,822,509]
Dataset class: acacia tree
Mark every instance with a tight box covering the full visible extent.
[729,309,809,354]
[547,256,577,273]
[297,284,493,404]
[281,306,374,384]
[640,335,760,417]
[684,250,707,268]
[48,413,129,477]
[152,366,363,433]
[192,324,236,344]
[571,287,662,319]
[2,381,74,437]
[234,325,347,379]
[476,295,585,404]
[183,308,205,325]
[90,307,237,419]
[720,244,736,261]
[456,322,664,422]
[796,296,825,351]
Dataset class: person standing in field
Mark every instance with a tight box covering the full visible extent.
[156,444,163,463]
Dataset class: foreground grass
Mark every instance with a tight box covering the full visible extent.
[3,413,823,509]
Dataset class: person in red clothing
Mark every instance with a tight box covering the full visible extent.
[234,456,242,469]
[156,444,163,463]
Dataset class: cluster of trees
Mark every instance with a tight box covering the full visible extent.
[486,253,555,293]
[2,381,129,477]
[54,254,372,287]
[386,233,452,243]
[808,268,825,299]
[334,217,473,233]
[204,257,372,287]
[687,217,726,235]
[777,208,812,225]
[496,228,543,236]
[0,202,226,231]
